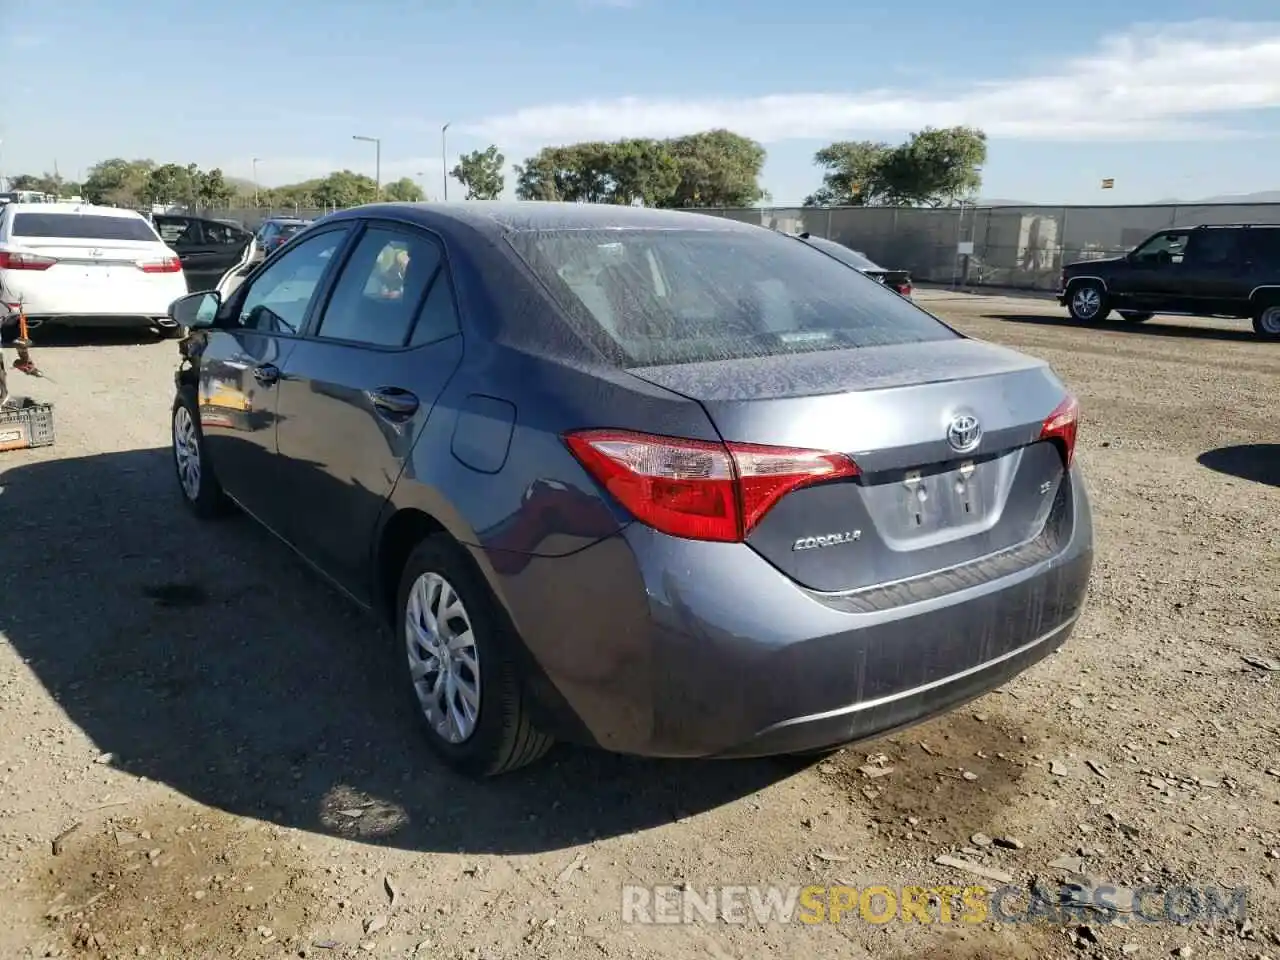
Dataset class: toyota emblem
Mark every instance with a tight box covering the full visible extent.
[946,414,982,453]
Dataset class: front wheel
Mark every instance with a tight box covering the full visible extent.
[396,536,553,777]
[1067,281,1109,322]
[1118,311,1153,323]
[1253,304,1280,341]
[172,393,231,519]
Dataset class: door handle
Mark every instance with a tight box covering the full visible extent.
[252,364,280,387]
[367,387,419,418]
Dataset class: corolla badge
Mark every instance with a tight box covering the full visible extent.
[946,414,982,454]
[792,530,862,551]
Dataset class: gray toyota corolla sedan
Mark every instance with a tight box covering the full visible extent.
[167,202,1093,778]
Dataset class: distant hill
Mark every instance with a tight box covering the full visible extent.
[1188,190,1280,204]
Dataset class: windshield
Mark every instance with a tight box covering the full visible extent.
[11,212,158,242]
[506,228,953,366]
[798,236,881,271]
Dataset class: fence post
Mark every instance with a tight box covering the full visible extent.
[1059,206,1069,277]
[825,207,833,239]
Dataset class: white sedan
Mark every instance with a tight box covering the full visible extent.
[0,203,189,339]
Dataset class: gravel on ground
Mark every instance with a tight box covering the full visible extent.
[0,294,1276,960]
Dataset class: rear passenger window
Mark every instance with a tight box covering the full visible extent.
[316,226,442,347]
[409,270,460,346]
[1246,228,1280,265]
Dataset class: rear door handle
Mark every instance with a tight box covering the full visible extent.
[252,364,280,386]
[367,387,419,418]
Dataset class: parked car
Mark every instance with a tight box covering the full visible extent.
[153,213,254,292]
[253,218,312,259]
[1059,223,1280,340]
[0,202,187,338]
[793,232,913,297]
[167,202,1093,778]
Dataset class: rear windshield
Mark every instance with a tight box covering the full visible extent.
[11,213,157,242]
[506,228,953,366]
[800,236,880,271]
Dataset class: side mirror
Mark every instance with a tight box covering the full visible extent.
[170,291,221,329]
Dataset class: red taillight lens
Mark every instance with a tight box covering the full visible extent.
[1040,393,1080,468]
[138,256,182,273]
[0,251,57,270]
[896,282,912,296]
[563,429,860,542]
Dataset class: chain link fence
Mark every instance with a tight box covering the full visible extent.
[175,200,1280,293]
[699,202,1280,291]
[171,205,346,231]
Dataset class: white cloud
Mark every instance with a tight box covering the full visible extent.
[463,20,1280,144]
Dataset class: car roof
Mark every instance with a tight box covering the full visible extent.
[3,202,147,218]
[322,201,761,238]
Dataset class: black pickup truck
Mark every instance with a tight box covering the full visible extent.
[1058,223,1280,340]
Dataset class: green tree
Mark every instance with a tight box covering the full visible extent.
[878,126,987,207]
[145,163,198,205]
[804,126,987,208]
[607,139,680,206]
[308,170,379,207]
[197,168,235,207]
[662,130,766,208]
[382,177,425,202]
[451,145,506,200]
[515,131,765,208]
[8,172,80,197]
[804,141,892,207]
[82,159,155,206]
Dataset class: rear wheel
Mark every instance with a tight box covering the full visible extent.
[172,392,231,519]
[397,535,553,777]
[1253,304,1280,341]
[1118,311,1153,323]
[1067,281,1109,322]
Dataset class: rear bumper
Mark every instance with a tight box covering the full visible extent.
[1,313,168,329]
[475,466,1094,759]
[2,277,187,322]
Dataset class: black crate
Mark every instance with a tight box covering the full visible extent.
[0,397,55,452]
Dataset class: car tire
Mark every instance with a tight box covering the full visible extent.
[396,535,553,778]
[171,391,232,519]
[1118,311,1153,323]
[1067,281,1109,322]
[1253,303,1280,341]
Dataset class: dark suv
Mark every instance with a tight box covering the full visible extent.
[254,218,312,257]
[1058,223,1280,340]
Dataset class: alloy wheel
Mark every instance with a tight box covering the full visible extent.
[405,572,482,743]
[1072,287,1101,319]
[1260,306,1280,336]
[173,405,202,502]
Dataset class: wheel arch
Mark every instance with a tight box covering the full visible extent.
[1065,275,1108,294]
[1248,284,1280,306]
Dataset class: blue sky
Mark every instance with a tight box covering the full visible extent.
[3,0,1280,205]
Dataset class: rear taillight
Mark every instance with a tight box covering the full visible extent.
[563,429,860,542]
[896,282,912,297]
[138,256,182,273]
[0,251,57,271]
[1040,393,1080,468]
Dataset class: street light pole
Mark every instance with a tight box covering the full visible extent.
[252,157,262,207]
[352,135,381,198]
[441,123,450,202]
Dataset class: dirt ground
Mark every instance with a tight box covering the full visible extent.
[0,293,1276,960]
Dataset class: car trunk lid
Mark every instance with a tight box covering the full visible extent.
[627,338,1076,593]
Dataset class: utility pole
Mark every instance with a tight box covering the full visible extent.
[353,135,381,198]
[441,123,450,201]
[252,157,263,206]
